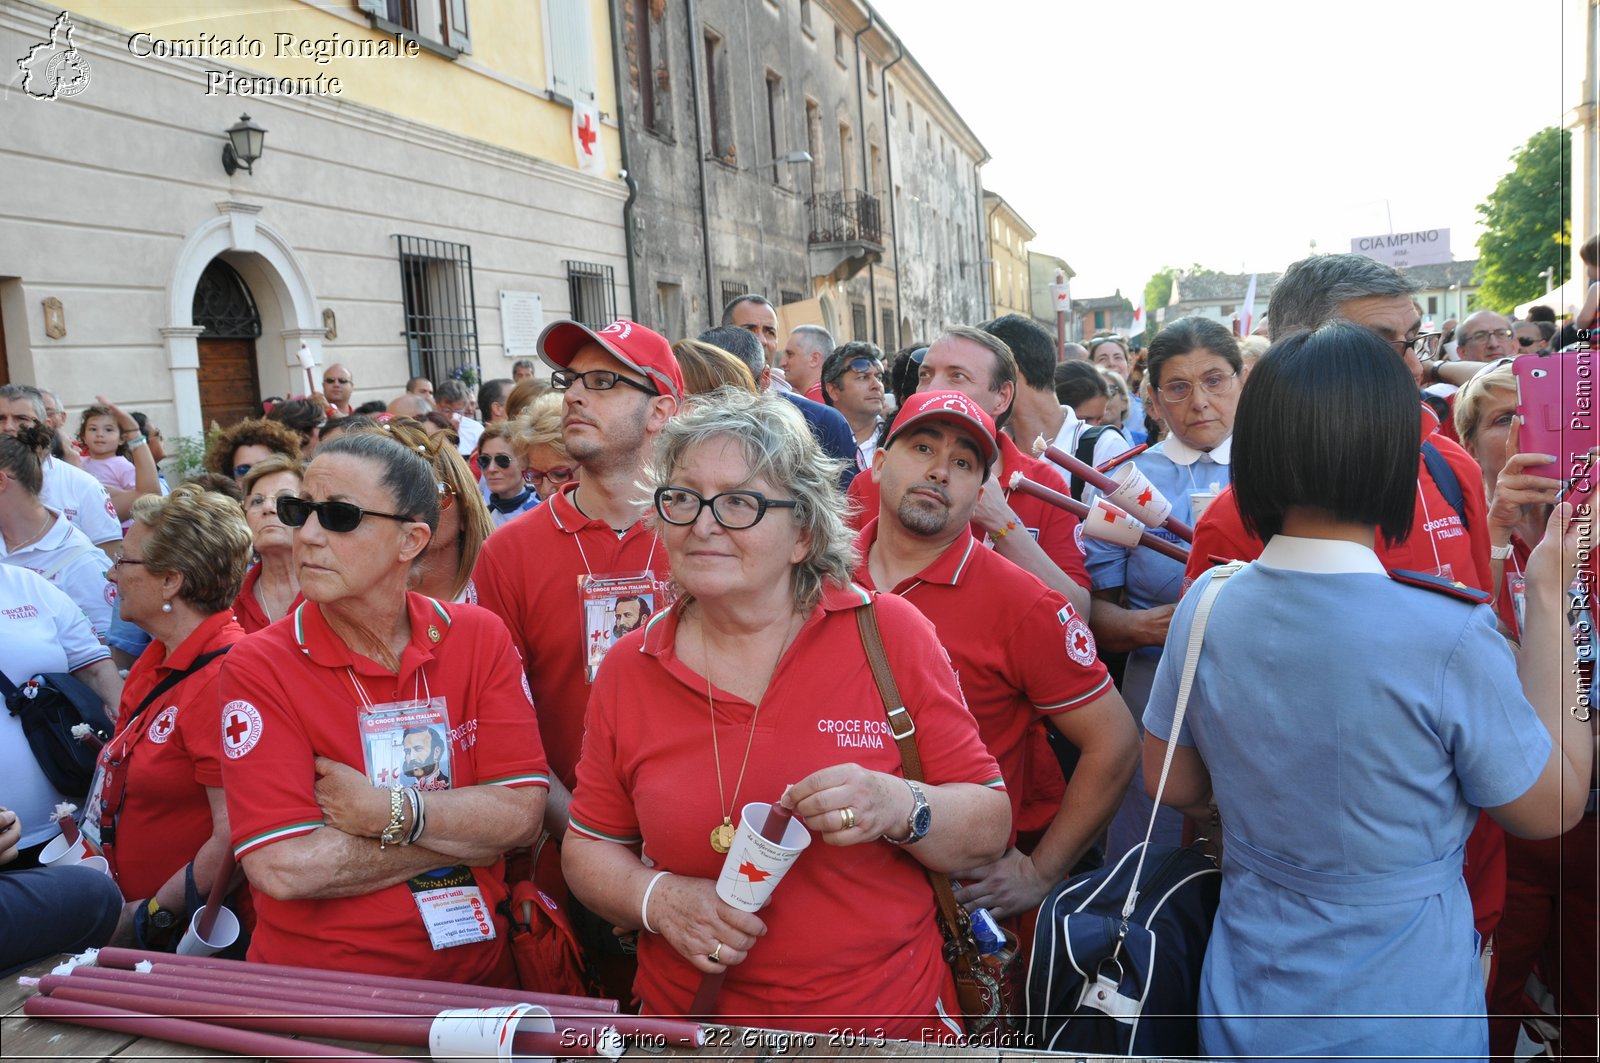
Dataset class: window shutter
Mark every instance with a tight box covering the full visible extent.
[356,0,388,20]
[447,0,471,52]
[546,0,597,102]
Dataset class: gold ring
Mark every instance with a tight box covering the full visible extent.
[708,942,723,964]
[840,806,857,831]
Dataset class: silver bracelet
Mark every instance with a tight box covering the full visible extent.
[124,434,147,450]
[640,870,671,934]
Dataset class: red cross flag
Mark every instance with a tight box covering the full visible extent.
[571,101,605,177]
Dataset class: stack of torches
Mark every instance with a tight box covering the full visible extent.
[1012,445,1196,558]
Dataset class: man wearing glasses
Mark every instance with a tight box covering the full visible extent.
[321,364,355,417]
[819,343,887,471]
[1453,311,1517,363]
[473,319,682,834]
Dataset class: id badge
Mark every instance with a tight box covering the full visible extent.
[407,865,496,950]
[579,572,669,683]
[1508,575,1527,638]
[360,697,452,791]
[81,761,108,848]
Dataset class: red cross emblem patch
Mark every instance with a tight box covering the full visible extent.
[221,700,263,759]
[1064,614,1097,666]
[147,705,179,745]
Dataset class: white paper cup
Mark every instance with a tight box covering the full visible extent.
[429,1003,554,1063]
[40,831,95,867]
[1106,461,1172,527]
[715,801,812,913]
[1189,491,1217,523]
[176,905,241,956]
[75,856,111,878]
[1082,497,1145,548]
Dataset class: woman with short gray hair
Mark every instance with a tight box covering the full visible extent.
[564,388,1010,1037]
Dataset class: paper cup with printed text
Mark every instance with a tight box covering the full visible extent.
[176,905,241,956]
[430,1003,557,1063]
[715,802,812,913]
[1106,461,1172,527]
[1189,490,1218,523]
[40,831,96,867]
[1082,497,1145,548]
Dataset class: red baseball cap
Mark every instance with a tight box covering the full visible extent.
[884,390,998,467]
[537,318,684,402]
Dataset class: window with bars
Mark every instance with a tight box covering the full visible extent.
[395,235,479,384]
[881,308,895,348]
[720,281,750,315]
[566,261,617,329]
[851,302,868,340]
[780,289,806,306]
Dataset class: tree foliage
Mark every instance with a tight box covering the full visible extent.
[1474,126,1571,311]
[1143,263,1220,340]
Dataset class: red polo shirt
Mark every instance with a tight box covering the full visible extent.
[568,583,1003,1037]
[473,481,669,787]
[94,610,243,899]
[219,594,548,985]
[1184,409,1492,592]
[231,563,302,635]
[854,520,1111,839]
[847,433,1090,590]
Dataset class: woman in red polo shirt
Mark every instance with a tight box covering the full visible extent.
[563,389,1010,1039]
[233,455,302,633]
[218,432,547,986]
[88,484,252,948]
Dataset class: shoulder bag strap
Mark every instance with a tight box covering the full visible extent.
[1420,439,1470,531]
[1119,561,1242,922]
[854,601,970,941]
[0,668,21,703]
[127,645,234,722]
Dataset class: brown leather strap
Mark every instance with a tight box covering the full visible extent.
[854,600,972,946]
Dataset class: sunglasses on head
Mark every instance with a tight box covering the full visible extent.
[480,453,515,470]
[276,496,414,533]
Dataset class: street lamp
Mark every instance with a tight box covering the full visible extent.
[222,113,267,176]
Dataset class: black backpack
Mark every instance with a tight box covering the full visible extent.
[1,669,113,798]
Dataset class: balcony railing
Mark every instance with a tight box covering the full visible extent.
[807,191,882,247]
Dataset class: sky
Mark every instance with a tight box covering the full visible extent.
[868,0,1577,297]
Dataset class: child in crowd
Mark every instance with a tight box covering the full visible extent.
[77,404,137,527]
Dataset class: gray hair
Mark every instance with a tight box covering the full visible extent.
[720,293,775,325]
[1267,253,1419,336]
[0,384,47,422]
[435,379,471,405]
[698,325,765,379]
[789,324,834,356]
[314,432,441,533]
[646,388,855,612]
[512,359,537,373]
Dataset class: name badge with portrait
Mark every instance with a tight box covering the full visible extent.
[359,697,453,791]
[579,572,668,684]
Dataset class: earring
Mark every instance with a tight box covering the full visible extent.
[161,601,173,614]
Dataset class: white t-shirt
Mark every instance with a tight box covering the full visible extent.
[0,565,111,846]
[40,455,122,546]
[454,415,485,457]
[0,508,115,640]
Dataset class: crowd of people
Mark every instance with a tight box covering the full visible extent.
[0,239,1595,1060]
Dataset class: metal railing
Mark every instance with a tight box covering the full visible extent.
[807,191,882,247]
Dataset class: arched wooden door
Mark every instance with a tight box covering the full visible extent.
[194,258,263,428]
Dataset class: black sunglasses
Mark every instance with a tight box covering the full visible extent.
[480,453,515,469]
[276,496,414,533]
[1517,336,1538,347]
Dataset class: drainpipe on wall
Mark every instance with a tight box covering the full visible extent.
[878,33,904,349]
[852,11,876,344]
[609,4,639,320]
[685,0,717,328]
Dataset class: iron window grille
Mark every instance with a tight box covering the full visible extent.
[565,261,617,329]
[193,259,262,339]
[720,281,751,315]
[396,235,479,384]
[780,289,807,306]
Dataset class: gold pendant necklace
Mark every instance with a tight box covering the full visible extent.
[703,611,793,854]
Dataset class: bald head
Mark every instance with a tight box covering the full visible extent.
[322,363,354,408]
[1455,310,1514,362]
[387,392,434,418]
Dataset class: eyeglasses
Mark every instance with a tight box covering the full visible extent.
[480,453,515,470]
[233,464,254,480]
[323,377,351,385]
[528,466,574,488]
[276,496,414,533]
[654,486,798,530]
[550,369,657,396]
[1516,335,1539,348]
[110,554,147,570]
[245,493,280,512]
[1372,334,1428,358]
[1459,328,1514,345]
[1154,370,1238,403]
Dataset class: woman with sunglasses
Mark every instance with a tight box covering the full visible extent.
[1145,324,1592,1060]
[475,423,537,529]
[203,417,301,484]
[218,431,548,985]
[1083,317,1242,860]
[563,389,1008,1037]
[233,455,304,634]
[92,485,252,951]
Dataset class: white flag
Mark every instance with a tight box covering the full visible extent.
[1128,291,1145,340]
[571,101,605,176]
[1240,273,1258,336]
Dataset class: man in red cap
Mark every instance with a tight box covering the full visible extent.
[474,318,682,826]
[856,390,1136,922]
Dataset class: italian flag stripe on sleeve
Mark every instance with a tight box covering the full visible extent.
[234,820,323,858]
[566,816,643,845]
[482,771,551,788]
[1035,674,1114,712]
[983,777,1008,790]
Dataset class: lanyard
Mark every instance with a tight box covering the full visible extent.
[1414,480,1446,575]
[571,519,658,578]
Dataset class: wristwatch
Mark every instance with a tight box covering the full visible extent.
[885,780,931,846]
[146,897,177,932]
[379,785,406,848]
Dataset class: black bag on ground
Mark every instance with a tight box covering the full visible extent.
[1,669,114,798]
[1025,841,1219,1055]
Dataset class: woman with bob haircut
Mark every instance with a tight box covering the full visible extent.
[563,388,1008,1037]
[218,431,547,985]
[204,418,302,483]
[1144,322,1593,1059]
[93,484,252,949]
